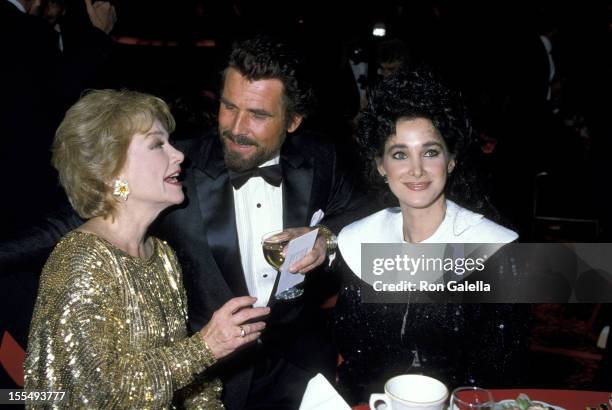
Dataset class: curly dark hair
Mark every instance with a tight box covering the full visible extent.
[224,35,315,126]
[357,67,495,217]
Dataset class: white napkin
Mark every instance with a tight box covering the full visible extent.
[299,373,351,410]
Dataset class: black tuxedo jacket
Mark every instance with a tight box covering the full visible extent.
[162,128,362,321]
[156,129,366,408]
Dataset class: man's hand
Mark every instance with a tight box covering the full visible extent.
[84,0,117,34]
[282,227,328,274]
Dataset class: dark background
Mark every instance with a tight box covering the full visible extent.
[1,0,611,394]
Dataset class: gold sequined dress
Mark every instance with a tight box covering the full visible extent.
[24,231,224,409]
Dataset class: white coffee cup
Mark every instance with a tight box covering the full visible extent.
[369,374,448,410]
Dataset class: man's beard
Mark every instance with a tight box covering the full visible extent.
[220,129,284,172]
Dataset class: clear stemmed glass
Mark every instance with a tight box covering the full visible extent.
[449,387,495,410]
[261,229,304,300]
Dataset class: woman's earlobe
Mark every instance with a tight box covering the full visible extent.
[375,157,384,176]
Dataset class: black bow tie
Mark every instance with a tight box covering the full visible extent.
[229,164,283,189]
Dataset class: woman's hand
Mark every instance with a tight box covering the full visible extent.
[200,296,269,360]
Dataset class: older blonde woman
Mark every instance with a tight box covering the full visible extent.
[24,90,269,408]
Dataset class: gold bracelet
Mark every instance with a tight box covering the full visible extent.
[314,224,338,253]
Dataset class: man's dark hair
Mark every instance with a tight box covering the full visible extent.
[224,35,315,125]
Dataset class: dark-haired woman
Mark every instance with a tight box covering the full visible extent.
[333,68,528,404]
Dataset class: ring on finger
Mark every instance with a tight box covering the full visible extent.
[239,325,246,338]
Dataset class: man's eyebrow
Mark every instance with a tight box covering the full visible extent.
[220,96,272,117]
[220,96,236,106]
[248,108,273,117]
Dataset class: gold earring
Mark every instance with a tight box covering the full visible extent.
[113,179,130,201]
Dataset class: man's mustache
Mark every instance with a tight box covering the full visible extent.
[222,130,259,147]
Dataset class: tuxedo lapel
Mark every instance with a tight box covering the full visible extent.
[281,139,313,228]
[193,139,249,297]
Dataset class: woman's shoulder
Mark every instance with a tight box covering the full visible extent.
[339,207,402,253]
[469,217,518,243]
[40,231,119,294]
[448,201,518,243]
[338,207,402,278]
[340,207,401,240]
[51,230,111,261]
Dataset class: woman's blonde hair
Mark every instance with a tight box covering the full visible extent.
[52,89,175,219]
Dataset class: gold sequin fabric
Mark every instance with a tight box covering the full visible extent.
[24,231,224,409]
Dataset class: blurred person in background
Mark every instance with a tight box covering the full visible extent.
[0,0,117,238]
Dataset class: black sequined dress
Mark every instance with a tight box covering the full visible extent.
[332,204,530,405]
[334,264,530,404]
